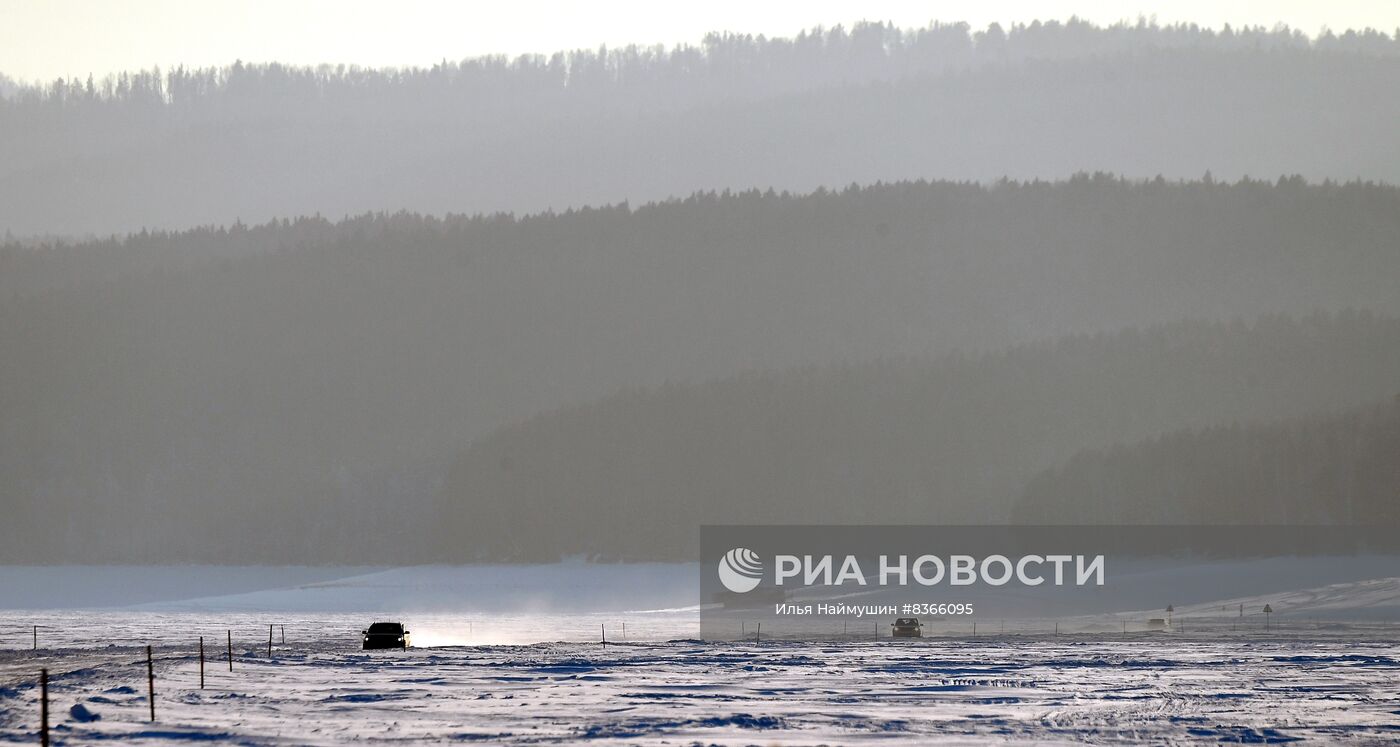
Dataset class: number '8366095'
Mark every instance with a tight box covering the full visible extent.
[908,603,974,615]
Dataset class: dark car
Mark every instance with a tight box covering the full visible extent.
[891,617,922,638]
[362,621,410,649]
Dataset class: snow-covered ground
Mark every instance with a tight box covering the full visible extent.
[2,565,1398,743]
[3,633,1399,744]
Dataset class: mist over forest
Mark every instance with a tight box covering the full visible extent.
[438,312,1400,561]
[1015,396,1400,525]
[3,20,1400,236]
[2,19,1398,564]
[4,176,1400,562]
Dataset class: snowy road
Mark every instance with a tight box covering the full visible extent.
[3,633,1399,744]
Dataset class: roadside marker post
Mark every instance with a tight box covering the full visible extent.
[199,636,205,689]
[227,630,233,671]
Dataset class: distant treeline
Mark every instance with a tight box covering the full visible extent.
[3,20,1399,234]
[4,178,1400,562]
[12,21,1394,106]
[1014,398,1400,525]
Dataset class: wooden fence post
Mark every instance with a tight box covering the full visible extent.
[146,645,155,722]
[267,625,273,658]
[199,636,205,689]
[39,668,49,747]
[227,630,233,671]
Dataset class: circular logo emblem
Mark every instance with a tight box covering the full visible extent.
[717,547,763,593]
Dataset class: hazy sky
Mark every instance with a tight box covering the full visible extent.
[2,0,1398,82]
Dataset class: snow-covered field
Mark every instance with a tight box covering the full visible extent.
[2,566,1399,743]
[3,631,1400,744]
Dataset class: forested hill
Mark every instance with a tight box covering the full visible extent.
[434,313,1400,561]
[4,177,1400,562]
[1014,397,1400,525]
[2,21,1399,235]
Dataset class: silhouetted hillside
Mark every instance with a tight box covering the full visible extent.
[4,178,1400,562]
[3,21,1398,234]
[1014,397,1400,524]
